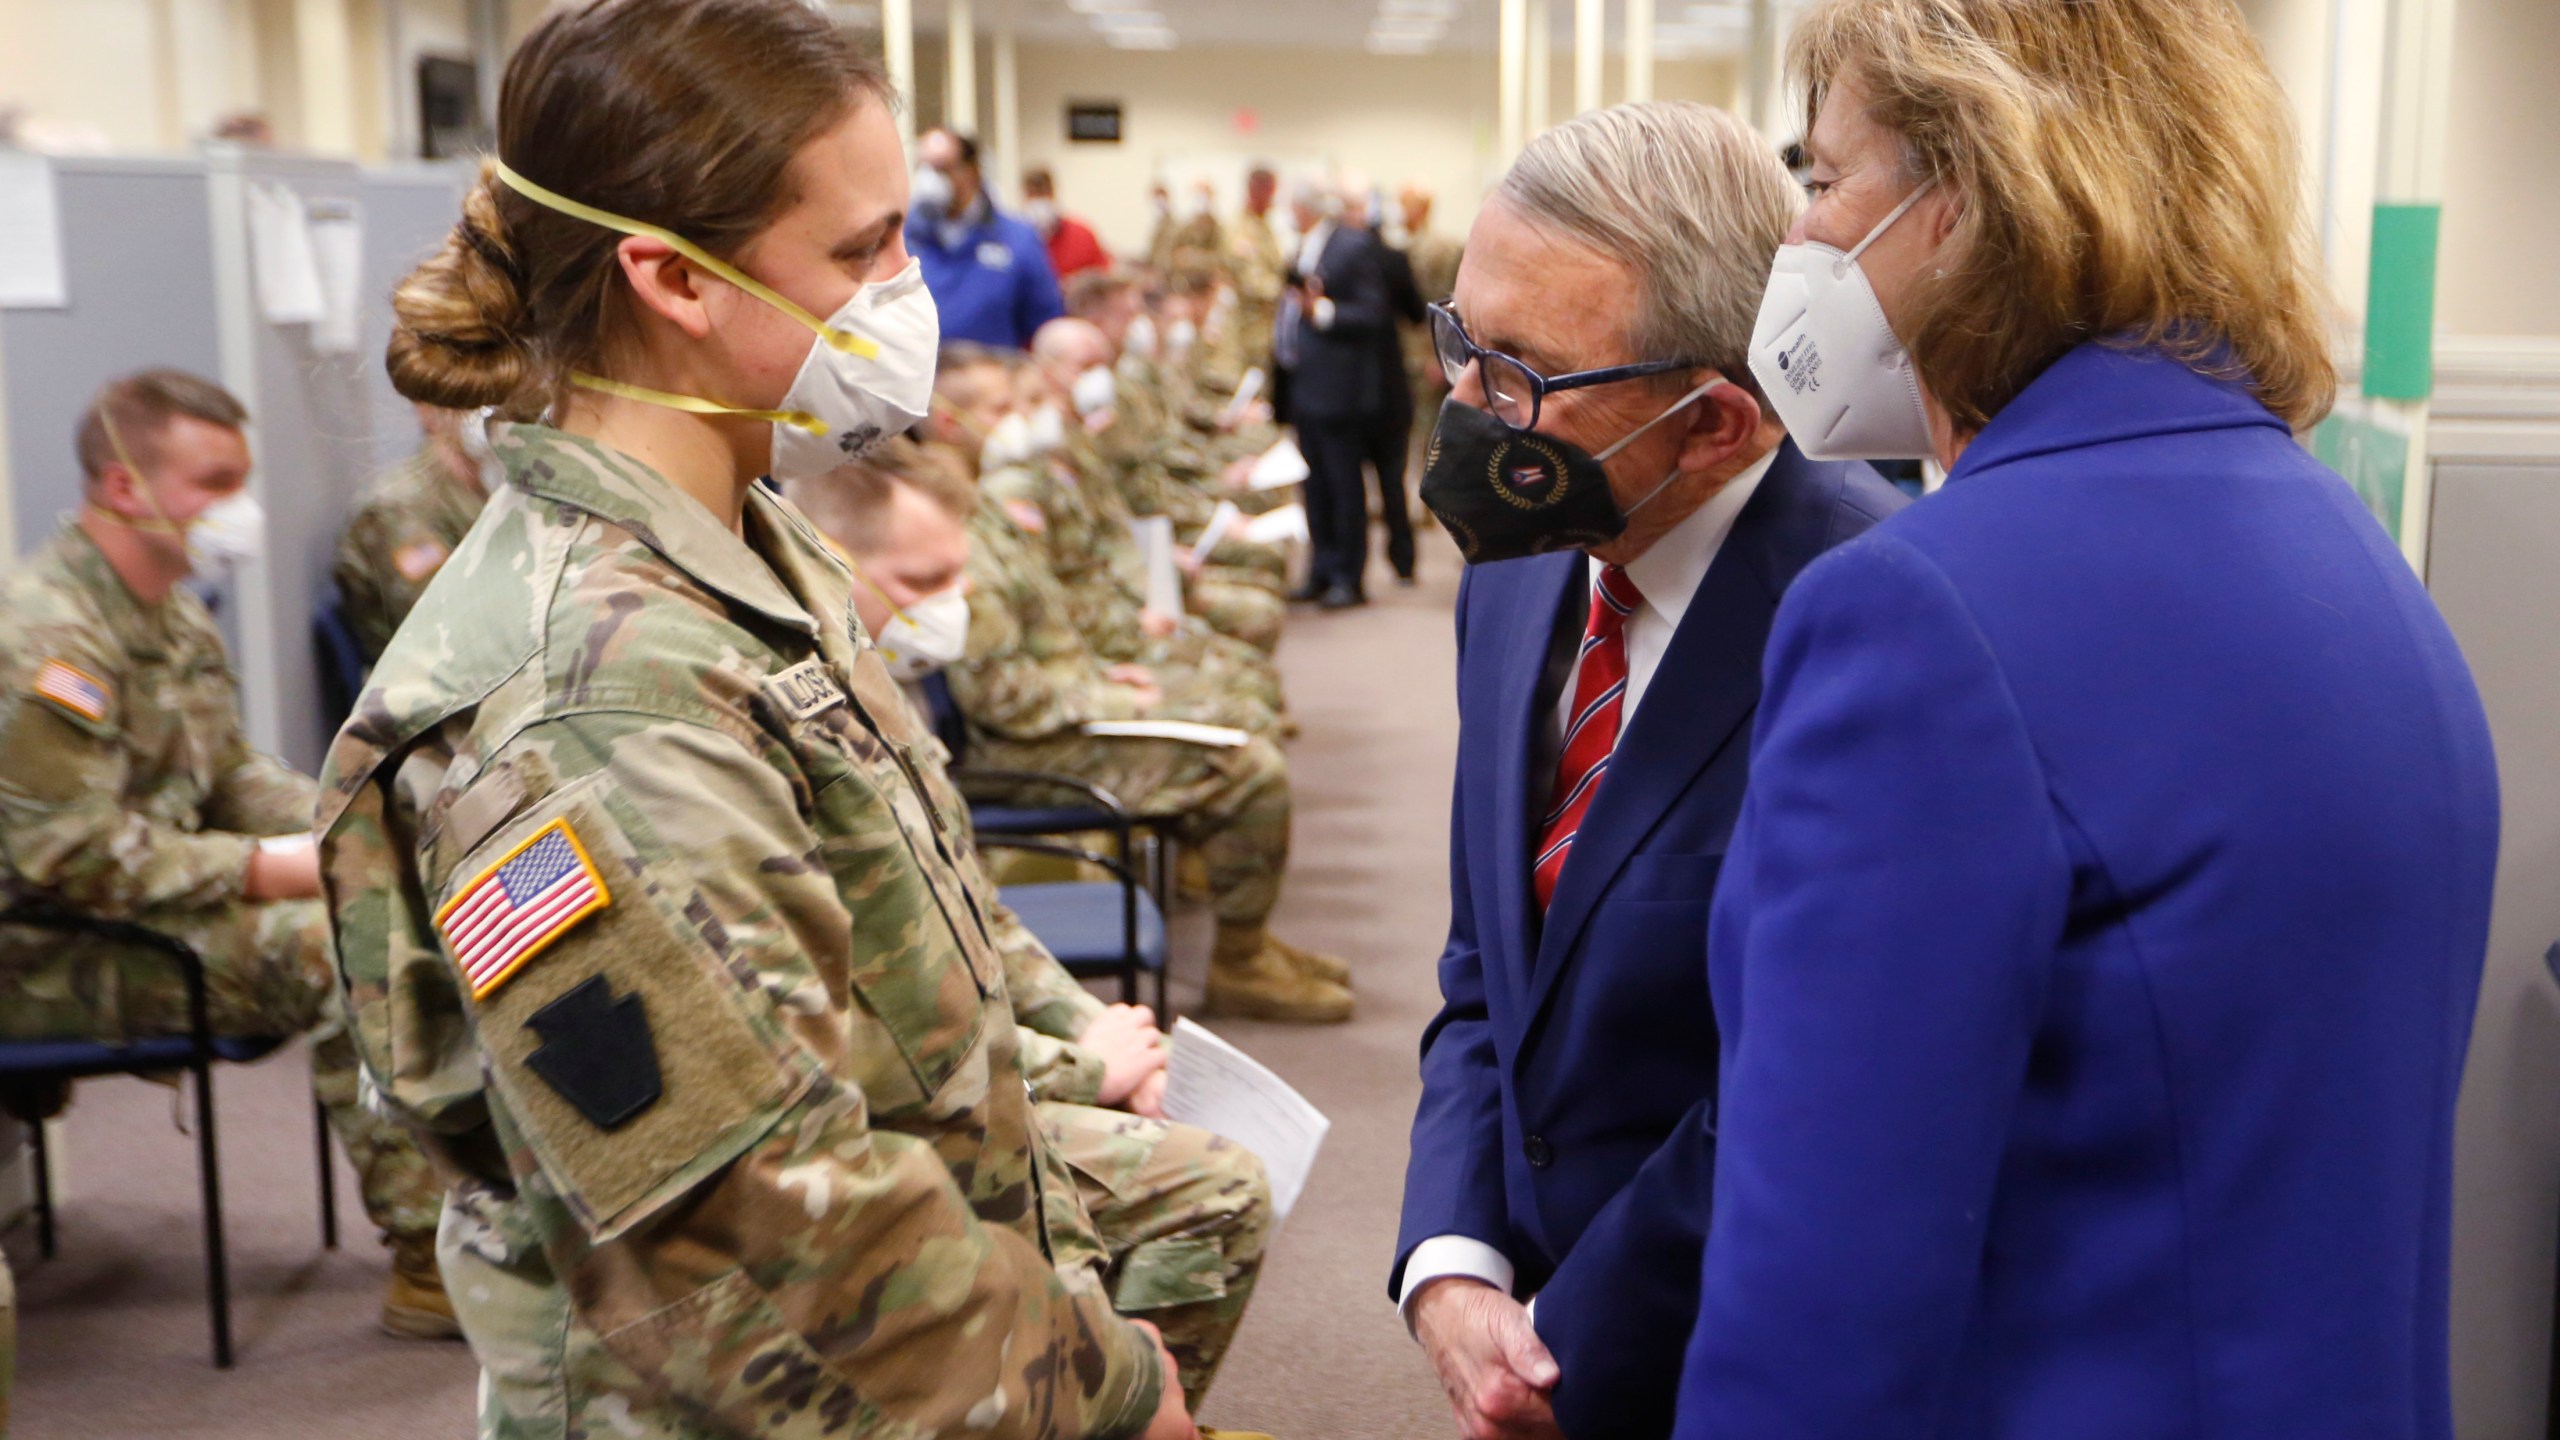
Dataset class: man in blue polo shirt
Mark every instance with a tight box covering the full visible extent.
[909,127,1066,350]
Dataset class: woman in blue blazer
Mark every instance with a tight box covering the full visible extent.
[1673,3,2500,1438]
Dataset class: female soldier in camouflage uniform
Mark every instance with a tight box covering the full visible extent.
[318,3,1197,1436]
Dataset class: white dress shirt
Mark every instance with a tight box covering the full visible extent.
[1399,445,1776,1331]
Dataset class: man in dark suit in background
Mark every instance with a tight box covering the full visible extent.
[1275,179,1397,609]
[1370,193,1429,585]
[1393,102,1908,1439]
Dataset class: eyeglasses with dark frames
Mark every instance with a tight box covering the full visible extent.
[1428,301,1703,431]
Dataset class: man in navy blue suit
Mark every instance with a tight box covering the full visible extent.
[1393,102,1907,1440]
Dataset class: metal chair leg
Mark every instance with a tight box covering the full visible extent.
[30,1115,55,1260]
[314,1099,338,1250]
[193,1063,233,1368]
[1156,964,1171,1027]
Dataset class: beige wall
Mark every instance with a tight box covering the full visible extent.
[2439,0,2560,337]
[1000,40,1738,259]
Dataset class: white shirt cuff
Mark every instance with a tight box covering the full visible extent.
[1397,1234,1517,1336]
[1312,296,1337,331]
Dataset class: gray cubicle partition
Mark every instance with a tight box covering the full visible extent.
[2433,458,2560,1440]
[207,152,473,772]
[0,158,224,555]
[0,151,473,774]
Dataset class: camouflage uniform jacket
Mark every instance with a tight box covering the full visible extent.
[980,450,1151,664]
[1226,212,1288,368]
[1401,229,1465,398]
[316,426,1159,1440]
[333,445,490,662]
[947,504,1148,745]
[0,522,313,926]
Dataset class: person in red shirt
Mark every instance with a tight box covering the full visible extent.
[1025,167,1111,280]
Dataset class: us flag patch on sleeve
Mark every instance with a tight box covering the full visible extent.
[436,818,612,1001]
[33,660,110,723]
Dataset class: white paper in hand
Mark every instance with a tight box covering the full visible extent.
[1129,514,1182,615]
[1190,499,1243,560]
[1248,436,1311,490]
[1240,504,1310,547]
[1163,1019,1331,1221]
[1219,367,1267,427]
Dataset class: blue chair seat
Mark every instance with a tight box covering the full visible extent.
[1001,881,1167,976]
[973,802,1123,835]
[0,1034,287,1078]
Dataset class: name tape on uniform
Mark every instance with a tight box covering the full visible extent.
[765,659,847,723]
[436,818,612,1001]
[33,659,110,723]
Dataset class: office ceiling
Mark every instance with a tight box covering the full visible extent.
[823,0,1799,60]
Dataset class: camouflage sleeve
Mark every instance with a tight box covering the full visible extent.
[0,642,257,914]
[1018,1026,1108,1106]
[992,897,1109,1042]
[331,508,402,663]
[948,578,1141,742]
[203,743,320,839]
[329,715,1163,1440]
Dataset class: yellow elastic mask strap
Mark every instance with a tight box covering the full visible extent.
[488,159,881,362]
[838,549,922,633]
[88,407,184,539]
[567,372,827,436]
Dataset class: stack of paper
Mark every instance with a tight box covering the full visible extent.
[1247,437,1310,491]
[1241,504,1310,547]
[1189,499,1243,560]
[1082,720,1251,747]
[1162,1019,1332,1220]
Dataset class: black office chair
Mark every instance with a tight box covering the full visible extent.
[980,835,1170,1020]
[312,590,370,737]
[921,673,1176,903]
[0,908,339,1368]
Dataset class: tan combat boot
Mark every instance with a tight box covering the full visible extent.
[380,1236,462,1340]
[1205,924,1353,1024]
[1268,932,1350,988]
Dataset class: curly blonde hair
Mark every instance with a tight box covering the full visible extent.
[1792,0,2337,432]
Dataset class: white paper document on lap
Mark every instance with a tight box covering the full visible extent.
[1163,1018,1331,1221]
[1081,720,1251,747]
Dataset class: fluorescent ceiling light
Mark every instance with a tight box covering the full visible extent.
[1371,16,1445,35]
[1381,0,1460,14]
[1067,0,1150,13]
[1365,34,1434,52]
[1103,26,1176,46]
[1091,10,1168,28]
[1683,1,1748,16]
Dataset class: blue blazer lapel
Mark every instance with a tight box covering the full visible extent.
[1525,460,1805,1020]
[1491,551,1584,1003]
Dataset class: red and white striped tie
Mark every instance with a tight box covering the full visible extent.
[1534,564,1642,910]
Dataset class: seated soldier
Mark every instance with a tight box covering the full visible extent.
[930,344,1284,726]
[781,456,1279,1401]
[331,402,496,662]
[803,439,1350,1023]
[1034,305,1291,657]
[0,370,450,1336]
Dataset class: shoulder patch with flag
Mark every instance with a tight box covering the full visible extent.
[32,660,110,723]
[437,818,611,1001]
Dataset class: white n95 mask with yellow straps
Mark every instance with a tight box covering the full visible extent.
[492,161,939,481]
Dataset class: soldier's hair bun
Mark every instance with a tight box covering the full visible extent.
[387,161,531,411]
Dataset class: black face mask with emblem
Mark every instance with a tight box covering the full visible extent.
[1417,383,1720,565]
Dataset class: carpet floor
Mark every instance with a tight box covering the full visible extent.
[9,541,1463,1440]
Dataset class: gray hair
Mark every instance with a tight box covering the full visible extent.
[1497,101,1801,393]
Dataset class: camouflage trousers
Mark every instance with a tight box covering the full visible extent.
[1191,569,1285,658]
[0,899,441,1245]
[976,730,1292,930]
[1153,628,1285,727]
[1040,1102,1270,1411]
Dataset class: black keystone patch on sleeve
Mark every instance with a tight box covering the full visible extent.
[525,975,664,1131]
